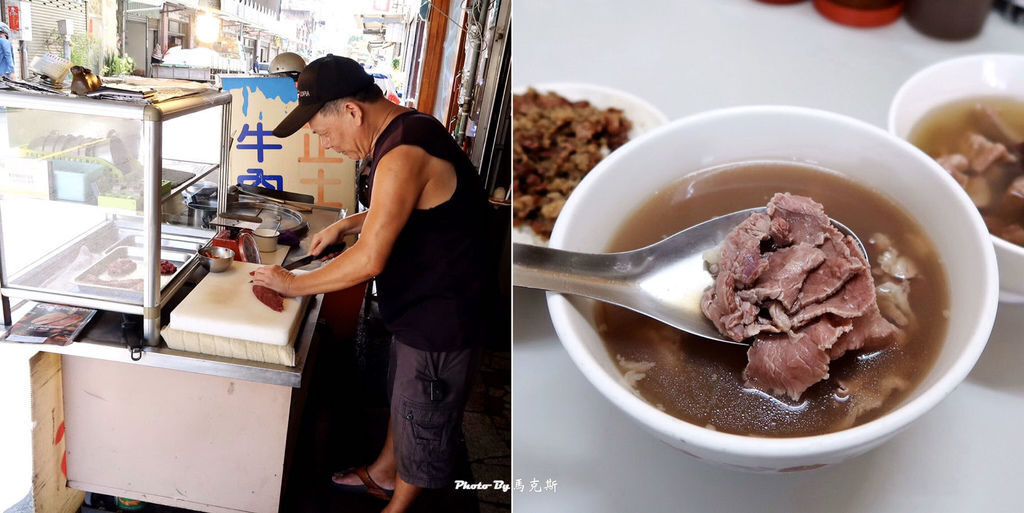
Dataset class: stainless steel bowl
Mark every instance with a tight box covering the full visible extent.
[199,246,234,273]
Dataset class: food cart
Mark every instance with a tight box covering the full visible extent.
[0,88,355,513]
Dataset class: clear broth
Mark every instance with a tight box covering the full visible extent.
[908,95,1024,244]
[597,162,950,437]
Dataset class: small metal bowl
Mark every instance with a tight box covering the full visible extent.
[198,246,235,273]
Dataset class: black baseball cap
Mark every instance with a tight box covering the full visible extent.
[272,54,374,138]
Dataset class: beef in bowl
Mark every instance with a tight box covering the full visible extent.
[888,53,1024,299]
[545,105,998,471]
[601,164,949,437]
[903,97,1024,246]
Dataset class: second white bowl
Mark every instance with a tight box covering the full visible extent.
[888,53,1024,300]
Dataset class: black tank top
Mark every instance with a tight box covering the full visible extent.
[365,110,489,351]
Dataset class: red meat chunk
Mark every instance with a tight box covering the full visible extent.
[107,257,137,277]
[252,284,284,312]
[160,260,177,275]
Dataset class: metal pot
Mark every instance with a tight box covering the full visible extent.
[183,182,219,228]
[186,199,217,228]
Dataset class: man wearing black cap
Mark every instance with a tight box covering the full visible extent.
[252,55,491,512]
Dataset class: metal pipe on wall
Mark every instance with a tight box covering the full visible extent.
[452,0,489,146]
[161,4,168,53]
[468,0,510,193]
[19,40,26,79]
[118,0,127,56]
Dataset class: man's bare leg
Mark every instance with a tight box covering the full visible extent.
[331,420,424,512]
[382,475,423,513]
[332,418,397,490]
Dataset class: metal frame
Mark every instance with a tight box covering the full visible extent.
[143,118,162,342]
[218,97,232,217]
[0,294,322,388]
[0,88,232,121]
[0,89,232,344]
[0,91,150,119]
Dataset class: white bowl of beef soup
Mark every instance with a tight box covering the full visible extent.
[546,105,998,472]
[888,53,1024,302]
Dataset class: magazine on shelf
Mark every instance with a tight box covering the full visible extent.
[3,303,97,345]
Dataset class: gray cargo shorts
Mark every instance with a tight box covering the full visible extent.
[387,337,481,489]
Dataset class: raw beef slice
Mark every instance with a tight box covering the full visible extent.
[252,285,284,312]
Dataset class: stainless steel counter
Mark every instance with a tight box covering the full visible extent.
[0,202,346,388]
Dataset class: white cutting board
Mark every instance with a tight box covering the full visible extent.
[168,261,309,346]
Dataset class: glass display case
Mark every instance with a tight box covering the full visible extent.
[0,89,232,344]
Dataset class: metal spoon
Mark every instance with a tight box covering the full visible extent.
[513,207,866,346]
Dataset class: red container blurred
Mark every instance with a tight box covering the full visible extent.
[814,0,905,27]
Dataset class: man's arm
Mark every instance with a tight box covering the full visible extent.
[309,210,368,256]
[277,145,431,295]
[337,210,368,236]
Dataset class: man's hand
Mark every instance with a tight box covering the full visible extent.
[309,223,344,257]
[250,265,297,297]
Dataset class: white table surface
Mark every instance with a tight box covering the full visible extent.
[511,2,1024,512]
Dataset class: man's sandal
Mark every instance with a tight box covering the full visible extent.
[330,466,395,501]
